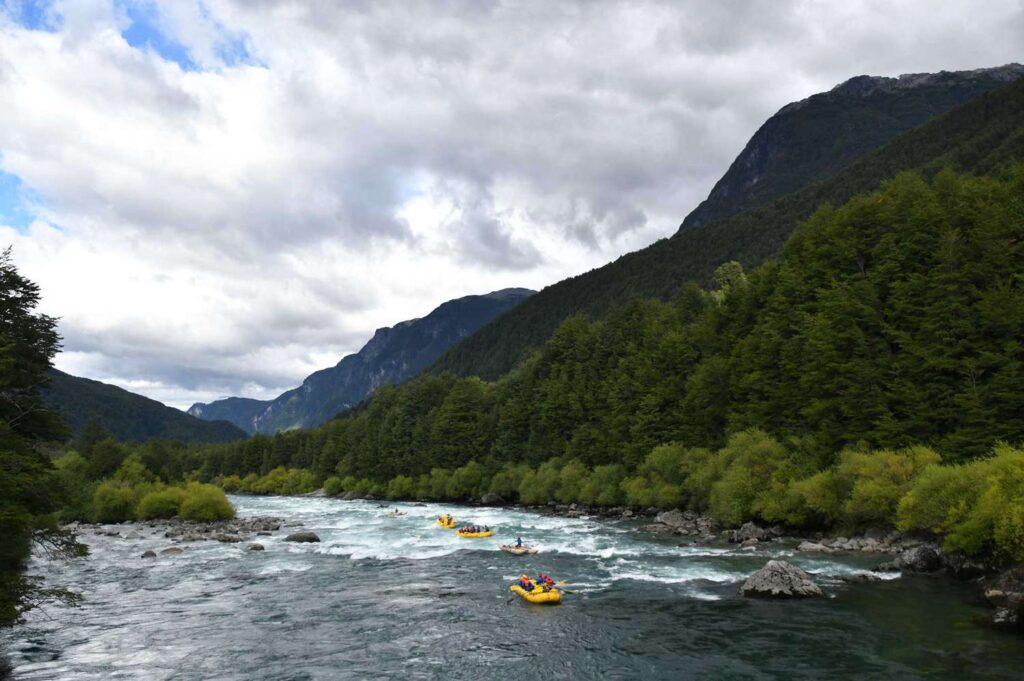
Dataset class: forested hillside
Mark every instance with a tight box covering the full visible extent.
[432,75,1024,380]
[98,168,1023,561]
[43,370,246,444]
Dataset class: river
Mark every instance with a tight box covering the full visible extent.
[3,496,1022,680]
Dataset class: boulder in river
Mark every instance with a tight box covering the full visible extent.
[141,550,157,559]
[284,531,321,543]
[215,534,243,543]
[730,522,769,543]
[247,543,265,551]
[984,566,1024,630]
[877,546,943,573]
[160,547,184,556]
[740,560,824,598]
[480,492,505,505]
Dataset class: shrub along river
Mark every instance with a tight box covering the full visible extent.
[3,496,1022,680]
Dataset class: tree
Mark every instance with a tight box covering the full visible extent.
[0,248,84,626]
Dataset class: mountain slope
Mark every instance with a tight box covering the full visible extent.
[432,68,1024,380]
[43,369,247,443]
[681,65,1024,230]
[189,288,534,434]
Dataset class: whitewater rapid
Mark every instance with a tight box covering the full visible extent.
[3,495,1020,680]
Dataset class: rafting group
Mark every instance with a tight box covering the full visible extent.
[388,510,563,604]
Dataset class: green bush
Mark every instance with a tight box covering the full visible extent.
[137,487,188,519]
[488,463,530,500]
[835,446,941,527]
[323,476,345,496]
[53,451,97,521]
[519,459,561,505]
[446,461,486,500]
[93,482,141,523]
[897,463,984,535]
[556,459,589,503]
[579,464,626,506]
[942,444,1024,560]
[386,475,417,500]
[708,429,796,526]
[249,467,317,495]
[179,483,235,521]
[218,475,243,493]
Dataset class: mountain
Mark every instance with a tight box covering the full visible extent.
[42,369,247,444]
[432,65,1024,380]
[681,65,1024,230]
[189,288,535,434]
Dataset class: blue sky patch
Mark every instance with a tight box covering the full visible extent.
[7,0,60,31]
[0,170,40,232]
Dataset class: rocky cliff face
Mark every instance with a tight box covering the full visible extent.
[189,288,534,434]
[679,64,1024,231]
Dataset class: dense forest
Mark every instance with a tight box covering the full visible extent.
[59,168,1020,561]
[432,76,1024,380]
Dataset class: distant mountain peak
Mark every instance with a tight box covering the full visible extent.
[190,287,534,434]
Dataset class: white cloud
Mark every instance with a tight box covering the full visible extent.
[0,0,1021,409]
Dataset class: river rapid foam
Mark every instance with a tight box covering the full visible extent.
[2,496,1021,680]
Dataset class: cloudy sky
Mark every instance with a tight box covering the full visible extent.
[1,0,1021,409]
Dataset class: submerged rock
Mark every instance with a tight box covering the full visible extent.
[160,547,184,556]
[247,543,265,551]
[842,572,883,584]
[141,550,157,559]
[284,532,321,543]
[740,560,824,598]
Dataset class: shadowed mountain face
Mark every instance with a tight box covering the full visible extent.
[188,288,534,434]
[430,65,1024,381]
[679,64,1024,231]
[42,369,247,444]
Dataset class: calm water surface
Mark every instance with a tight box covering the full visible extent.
[3,496,1021,680]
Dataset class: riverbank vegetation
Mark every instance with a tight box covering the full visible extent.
[137,168,1024,563]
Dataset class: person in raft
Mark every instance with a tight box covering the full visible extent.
[515,537,523,548]
[518,575,534,591]
[537,573,555,589]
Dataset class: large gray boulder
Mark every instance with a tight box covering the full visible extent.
[480,492,505,506]
[284,532,321,543]
[740,560,824,598]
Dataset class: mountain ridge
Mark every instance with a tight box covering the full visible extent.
[430,67,1024,381]
[189,287,534,434]
[42,369,247,444]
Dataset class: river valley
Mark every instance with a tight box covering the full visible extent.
[3,496,1022,680]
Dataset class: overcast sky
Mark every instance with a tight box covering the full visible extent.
[1,0,1021,409]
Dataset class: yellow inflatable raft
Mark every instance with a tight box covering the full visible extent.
[510,581,561,604]
[436,516,456,529]
[456,528,494,538]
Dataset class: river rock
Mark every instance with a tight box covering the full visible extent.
[944,553,992,580]
[797,541,834,554]
[730,522,769,544]
[740,560,824,598]
[160,547,184,555]
[740,538,759,548]
[215,534,243,543]
[247,543,265,551]
[141,550,157,559]
[655,509,688,530]
[284,532,321,543]
[480,492,505,505]
[878,546,943,573]
[984,566,1024,630]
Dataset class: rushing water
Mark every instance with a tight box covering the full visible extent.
[3,496,1022,680]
